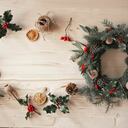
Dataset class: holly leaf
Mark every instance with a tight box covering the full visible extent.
[17,94,28,106]
[3,10,13,22]
[18,98,28,106]
[8,23,22,31]
[0,27,7,38]
[48,93,57,103]
[58,95,69,105]
[60,105,69,113]
[43,104,57,113]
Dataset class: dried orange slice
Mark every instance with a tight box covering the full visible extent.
[26,29,39,41]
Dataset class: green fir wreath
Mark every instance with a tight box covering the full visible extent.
[72,20,128,111]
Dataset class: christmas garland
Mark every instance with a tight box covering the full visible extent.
[1,83,77,120]
[72,20,128,111]
[0,10,22,38]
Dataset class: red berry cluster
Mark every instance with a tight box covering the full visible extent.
[60,36,72,42]
[91,53,94,61]
[109,87,116,95]
[95,84,100,90]
[2,22,8,29]
[81,64,86,73]
[25,103,41,120]
[27,104,35,112]
[81,46,89,73]
[83,46,88,53]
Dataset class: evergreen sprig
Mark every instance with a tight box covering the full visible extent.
[0,10,22,38]
[102,19,113,27]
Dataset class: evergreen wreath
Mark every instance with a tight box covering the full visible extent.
[72,20,128,111]
[0,10,22,38]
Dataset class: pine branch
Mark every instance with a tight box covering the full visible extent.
[80,25,92,34]
[72,42,83,50]
[80,25,98,35]
[84,34,101,44]
[102,19,113,28]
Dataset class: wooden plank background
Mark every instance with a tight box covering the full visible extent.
[0,0,128,127]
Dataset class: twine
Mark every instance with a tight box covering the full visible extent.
[35,11,55,32]
[35,12,55,40]
[65,17,72,36]
[36,15,51,32]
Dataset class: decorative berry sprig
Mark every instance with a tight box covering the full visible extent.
[0,10,22,38]
[18,95,41,120]
[3,84,72,119]
[4,85,41,119]
[60,18,72,42]
[43,93,69,114]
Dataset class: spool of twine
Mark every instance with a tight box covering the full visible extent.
[36,15,52,32]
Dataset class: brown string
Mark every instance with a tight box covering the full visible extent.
[65,17,72,35]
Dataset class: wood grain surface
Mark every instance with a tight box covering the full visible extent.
[0,0,128,127]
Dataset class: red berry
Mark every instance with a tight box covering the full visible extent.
[67,36,72,41]
[64,36,68,41]
[61,35,72,42]
[2,22,8,29]
[60,36,64,40]
[84,46,88,53]
[95,85,100,89]
[81,64,86,72]
[91,53,94,61]
[27,104,35,112]
[109,87,116,94]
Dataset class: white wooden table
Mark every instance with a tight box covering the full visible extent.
[0,0,128,127]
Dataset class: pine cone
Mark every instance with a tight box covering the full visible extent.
[66,83,78,95]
